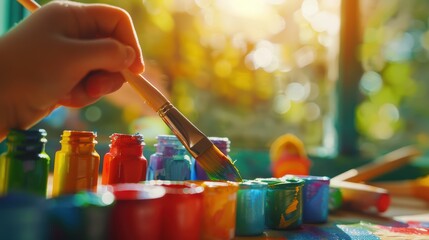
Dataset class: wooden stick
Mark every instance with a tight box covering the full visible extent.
[332,146,420,182]
[17,0,40,12]
[370,175,429,202]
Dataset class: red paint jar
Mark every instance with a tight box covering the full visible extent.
[102,133,147,185]
[146,181,204,240]
[109,183,166,240]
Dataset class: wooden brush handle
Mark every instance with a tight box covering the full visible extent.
[121,70,169,112]
[18,0,40,12]
[332,145,421,182]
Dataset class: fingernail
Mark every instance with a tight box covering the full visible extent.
[124,46,135,66]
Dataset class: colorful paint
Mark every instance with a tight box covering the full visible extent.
[109,183,166,240]
[102,133,147,184]
[295,175,330,223]
[146,181,204,240]
[257,177,304,230]
[147,135,192,181]
[2,129,50,196]
[52,131,100,197]
[195,137,230,180]
[194,181,239,240]
[235,180,268,236]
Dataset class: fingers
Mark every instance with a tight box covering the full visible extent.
[58,71,124,108]
[70,3,144,73]
[68,38,136,73]
[85,71,125,98]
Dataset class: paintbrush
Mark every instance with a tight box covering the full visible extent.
[122,72,242,181]
[370,175,429,202]
[19,0,242,182]
[332,145,420,182]
[330,180,391,213]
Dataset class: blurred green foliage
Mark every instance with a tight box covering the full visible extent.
[358,0,429,159]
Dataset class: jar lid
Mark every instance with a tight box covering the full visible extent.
[144,180,204,195]
[7,129,47,143]
[282,175,330,183]
[256,177,304,189]
[239,180,268,189]
[110,133,144,145]
[189,181,239,194]
[111,183,166,201]
[255,177,283,186]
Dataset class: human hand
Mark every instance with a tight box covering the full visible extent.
[0,1,144,140]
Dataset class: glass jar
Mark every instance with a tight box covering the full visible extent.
[102,133,147,184]
[1,129,50,196]
[195,137,230,180]
[147,135,192,181]
[52,130,100,197]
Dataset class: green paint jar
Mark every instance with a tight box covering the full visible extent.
[2,129,50,197]
[256,177,304,230]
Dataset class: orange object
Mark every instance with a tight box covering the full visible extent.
[52,131,100,197]
[190,181,239,240]
[270,134,311,177]
[102,133,147,185]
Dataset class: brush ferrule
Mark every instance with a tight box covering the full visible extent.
[157,103,211,158]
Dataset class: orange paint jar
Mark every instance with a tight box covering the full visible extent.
[52,131,100,197]
[191,181,239,240]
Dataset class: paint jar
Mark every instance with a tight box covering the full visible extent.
[47,191,114,240]
[235,180,268,236]
[145,180,204,240]
[256,177,304,230]
[195,137,230,180]
[297,175,330,223]
[109,183,166,240]
[0,192,48,240]
[1,129,50,196]
[191,181,239,240]
[102,133,147,185]
[147,135,192,181]
[52,130,100,197]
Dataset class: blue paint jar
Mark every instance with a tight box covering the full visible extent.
[0,193,47,240]
[235,180,268,236]
[147,135,192,181]
[47,191,114,240]
[298,176,330,223]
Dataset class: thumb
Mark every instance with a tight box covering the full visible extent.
[69,38,136,73]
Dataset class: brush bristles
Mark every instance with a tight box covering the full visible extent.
[196,145,242,182]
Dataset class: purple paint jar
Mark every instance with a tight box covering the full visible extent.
[291,175,330,223]
[147,135,192,181]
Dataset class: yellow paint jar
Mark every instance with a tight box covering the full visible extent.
[52,130,100,197]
